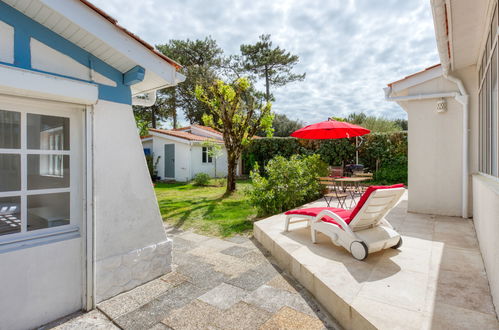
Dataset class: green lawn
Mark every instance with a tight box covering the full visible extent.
[154,180,257,237]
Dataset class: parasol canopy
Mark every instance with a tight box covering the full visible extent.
[291,118,370,139]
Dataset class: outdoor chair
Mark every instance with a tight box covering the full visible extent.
[284,184,405,260]
[318,177,348,208]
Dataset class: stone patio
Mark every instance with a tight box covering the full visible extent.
[254,191,499,330]
[46,227,340,329]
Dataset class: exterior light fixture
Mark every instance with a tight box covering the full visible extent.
[436,98,447,113]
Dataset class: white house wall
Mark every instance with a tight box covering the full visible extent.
[190,144,229,178]
[395,73,465,216]
[0,20,14,63]
[93,100,171,302]
[0,237,82,330]
[151,135,191,182]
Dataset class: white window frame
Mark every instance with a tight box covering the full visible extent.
[202,146,213,164]
[0,95,84,245]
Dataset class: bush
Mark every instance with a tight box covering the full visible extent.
[193,173,210,186]
[212,178,227,187]
[247,154,329,216]
[373,155,408,185]
[145,153,161,181]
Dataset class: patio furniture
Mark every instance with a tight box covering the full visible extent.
[333,176,371,207]
[318,177,348,208]
[284,184,405,260]
[328,166,344,178]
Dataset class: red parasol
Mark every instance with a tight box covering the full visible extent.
[291,118,370,139]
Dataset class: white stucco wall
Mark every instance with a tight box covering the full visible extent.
[190,144,229,178]
[151,135,191,182]
[394,66,477,217]
[93,100,171,302]
[473,175,499,316]
[0,237,82,330]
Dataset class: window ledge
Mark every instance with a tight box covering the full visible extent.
[0,225,80,253]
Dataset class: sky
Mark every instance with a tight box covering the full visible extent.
[92,0,439,125]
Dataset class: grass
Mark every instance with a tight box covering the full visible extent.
[154,179,257,237]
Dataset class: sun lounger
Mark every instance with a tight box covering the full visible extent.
[284,184,405,260]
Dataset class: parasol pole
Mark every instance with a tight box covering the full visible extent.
[356,136,359,164]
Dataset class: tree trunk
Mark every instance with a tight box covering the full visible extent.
[151,107,157,128]
[172,89,178,129]
[264,65,270,102]
[226,153,237,193]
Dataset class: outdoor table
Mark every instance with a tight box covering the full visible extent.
[333,177,371,207]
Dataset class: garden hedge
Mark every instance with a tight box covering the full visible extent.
[243,132,408,184]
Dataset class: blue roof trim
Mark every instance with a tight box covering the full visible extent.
[0,1,133,105]
[124,66,146,86]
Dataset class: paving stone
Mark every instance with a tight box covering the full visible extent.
[260,306,325,330]
[198,283,249,309]
[212,302,272,330]
[114,298,173,330]
[266,275,299,293]
[177,231,211,243]
[126,278,173,306]
[227,265,278,291]
[48,310,118,330]
[160,271,189,287]
[176,257,228,290]
[97,292,141,319]
[242,285,316,317]
[148,322,173,330]
[155,282,208,309]
[225,236,250,244]
[161,300,223,330]
[171,236,197,252]
[220,245,252,258]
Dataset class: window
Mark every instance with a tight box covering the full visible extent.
[478,2,499,177]
[202,147,213,163]
[0,109,72,236]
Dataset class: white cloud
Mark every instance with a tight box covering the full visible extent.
[91,0,439,125]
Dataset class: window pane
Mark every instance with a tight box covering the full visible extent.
[27,154,70,190]
[492,47,498,176]
[27,114,69,150]
[28,192,69,231]
[202,147,207,163]
[0,154,20,192]
[0,196,21,236]
[0,110,20,149]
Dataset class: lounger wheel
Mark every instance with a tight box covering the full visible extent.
[392,237,403,249]
[350,241,368,261]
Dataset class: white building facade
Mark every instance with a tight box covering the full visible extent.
[386,0,499,317]
[0,1,184,329]
[142,125,241,182]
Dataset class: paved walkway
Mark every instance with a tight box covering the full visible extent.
[49,226,339,330]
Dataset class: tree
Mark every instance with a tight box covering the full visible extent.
[195,78,273,193]
[156,37,224,124]
[344,112,401,133]
[271,113,304,137]
[240,34,305,102]
[133,93,175,130]
[201,140,223,178]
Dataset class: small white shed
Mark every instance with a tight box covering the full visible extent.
[0,1,184,328]
[142,125,242,182]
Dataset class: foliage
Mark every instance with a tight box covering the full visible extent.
[242,132,407,184]
[196,77,273,193]
[193,173,211,186]
[135,113,150,136]
[211,178,227,187]
[257,113,303,137]
[240,34,305,101]
[247,154,328,216]
[344,112,404,133]
[155,180,255,237]
[156,37,224,124]
[373,155,408,185]
[133,94,176,130]
[145,153,161,181]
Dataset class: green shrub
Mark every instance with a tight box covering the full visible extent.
[193,173,210,186]
[247,154,328,216]
[212,178,227,187]
[373,155,408,185]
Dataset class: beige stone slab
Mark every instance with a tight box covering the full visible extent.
[177,231,212,243]
[378,244,432,274]
[351,296,425,330]
[428,302,499,330]
[266,275,298,293]
[357,268,428,313]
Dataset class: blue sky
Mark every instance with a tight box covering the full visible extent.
[92,0,439,125]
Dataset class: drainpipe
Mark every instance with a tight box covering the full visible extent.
[132,91,157,107]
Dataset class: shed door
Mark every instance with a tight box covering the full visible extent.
[0,96,84,328]
[164,144,175,178]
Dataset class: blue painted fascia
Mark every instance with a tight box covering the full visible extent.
[0,1,133,105]
[124,66,145,86]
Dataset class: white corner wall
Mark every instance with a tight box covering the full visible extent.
[190,144,229,179]
[151,135,191,182]
[473,175,499,317]
[93,100,171,302]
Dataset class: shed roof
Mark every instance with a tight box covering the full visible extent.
[148,128,223,142]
